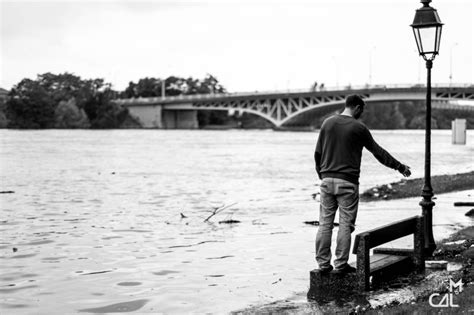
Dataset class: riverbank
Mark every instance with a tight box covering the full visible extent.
[232,189,474,314]
[361,171,474,202]
[232,225,474,315]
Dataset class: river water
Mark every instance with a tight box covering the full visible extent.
[0,129,473,314]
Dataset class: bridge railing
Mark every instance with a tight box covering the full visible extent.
[115,83,474,104]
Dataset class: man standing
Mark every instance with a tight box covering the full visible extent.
[314,95,411,274]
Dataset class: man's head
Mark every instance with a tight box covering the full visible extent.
[345,94,366,119]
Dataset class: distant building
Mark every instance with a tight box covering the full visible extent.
[0,87,8,106]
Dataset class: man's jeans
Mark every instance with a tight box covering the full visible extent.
[315,177,359,270]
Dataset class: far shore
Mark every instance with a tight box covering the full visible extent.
[361,171,474,202]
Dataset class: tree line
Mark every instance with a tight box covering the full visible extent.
[1,72,472,129]
[0,72,227,129]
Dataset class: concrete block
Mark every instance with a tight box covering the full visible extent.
[307,269,358,301]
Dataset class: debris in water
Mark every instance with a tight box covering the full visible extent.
[304,221,339,227]
[81,270,114,276]
[0,191,15,194]
[206,255,234,260]
[465,209,474,217]
[180,213,187,218]
[203,202,237,222]
[219,220,240,224]
[454,202,474,207]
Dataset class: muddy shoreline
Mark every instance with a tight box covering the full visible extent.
[233,186,474,314]
[232,225,474,314]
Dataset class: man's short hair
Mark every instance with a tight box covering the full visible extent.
[345,95,366,108]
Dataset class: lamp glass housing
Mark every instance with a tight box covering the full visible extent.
[412,24,442,60]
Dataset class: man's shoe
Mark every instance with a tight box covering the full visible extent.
[334,264,356,274]
[319,265,333,274]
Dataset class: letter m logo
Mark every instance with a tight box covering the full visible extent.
[449,279,463,293]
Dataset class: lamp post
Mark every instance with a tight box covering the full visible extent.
[411,0,443,256]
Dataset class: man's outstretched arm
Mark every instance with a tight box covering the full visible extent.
[363,128,411,177]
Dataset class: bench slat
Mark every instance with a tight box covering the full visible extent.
[369,253,395,264]
[370,254,410,274]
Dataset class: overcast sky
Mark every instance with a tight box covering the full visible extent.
[1,0,472,93]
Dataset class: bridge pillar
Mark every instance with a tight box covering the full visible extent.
[163,110,198,129]
[126,104,164,128]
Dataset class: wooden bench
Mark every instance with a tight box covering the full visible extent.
[353,215,425,290]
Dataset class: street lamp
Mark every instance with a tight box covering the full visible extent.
[411,0,443,256]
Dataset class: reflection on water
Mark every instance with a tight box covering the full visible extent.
[0,130,473,313]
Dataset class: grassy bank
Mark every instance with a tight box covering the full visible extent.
[361,171,474,202]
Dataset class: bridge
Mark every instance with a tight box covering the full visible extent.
[115,84,474,129]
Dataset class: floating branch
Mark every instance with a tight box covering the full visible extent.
[203,203,237,222]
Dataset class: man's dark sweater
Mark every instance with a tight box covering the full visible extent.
[314,115,402,185]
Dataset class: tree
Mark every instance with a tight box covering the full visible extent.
[122,74,230,128]
[55,98,90,128]
[165,76,186,96]
[407,115,438,129]
[6,72,127,129]
[122,74,227,98]
[6,78,56,128]
[122,78,160,98]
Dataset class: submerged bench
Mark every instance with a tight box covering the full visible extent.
[353,215,425,290]
[308,215,425,299]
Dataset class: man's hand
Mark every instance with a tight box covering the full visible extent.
[398,164,411,177]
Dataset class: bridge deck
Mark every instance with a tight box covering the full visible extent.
[116,84,474,128]
[115,84,474,106]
